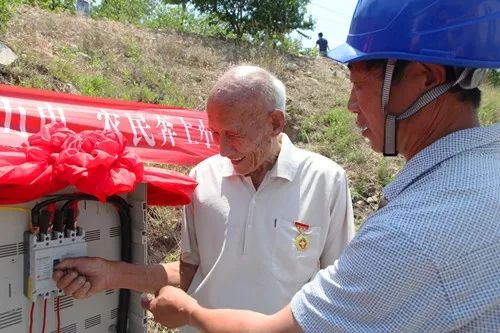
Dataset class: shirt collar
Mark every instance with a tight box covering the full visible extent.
[220,133,302,182]
[383,124,500,201]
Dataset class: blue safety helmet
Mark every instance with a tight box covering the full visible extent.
[328,0,500,68]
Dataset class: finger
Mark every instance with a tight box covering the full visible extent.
[72,281,92,299]
[55,270,80,290]
[52,270,65,282]
[54,257,79,270]
[63,275,87,296]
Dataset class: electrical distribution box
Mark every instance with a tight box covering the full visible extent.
[0,184,149,333]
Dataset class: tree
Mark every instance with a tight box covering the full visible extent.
[157,0,190,26]
[251,0,313,38]
[186,0,313,40]
[163,0,190,11]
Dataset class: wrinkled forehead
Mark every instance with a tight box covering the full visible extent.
[207,97,267,133]
[207,98,263,121]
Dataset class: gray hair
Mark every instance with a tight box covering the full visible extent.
[271,76,286,112]
[209,65,287,113]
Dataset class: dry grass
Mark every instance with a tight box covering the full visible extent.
[148,319,177,333]
[1,6,497,331]
[0,5,402,250]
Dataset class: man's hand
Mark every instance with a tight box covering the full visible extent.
[52,257,113,299]
[142,286,199,329]
[142,287,302,333]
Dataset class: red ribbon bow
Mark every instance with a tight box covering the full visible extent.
[0,123,197,205]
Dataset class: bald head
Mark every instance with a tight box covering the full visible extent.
[208,65,286,114]
[206,66,286,186]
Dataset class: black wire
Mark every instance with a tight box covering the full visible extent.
[32,193,133,333]
[107,196,132,333]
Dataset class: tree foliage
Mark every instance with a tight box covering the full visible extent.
[177,0,313,40]
[2,0,314,47]
[251,0,313,37]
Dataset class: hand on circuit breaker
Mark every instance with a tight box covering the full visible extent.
[52,256,112,299]
[141,285,200,329]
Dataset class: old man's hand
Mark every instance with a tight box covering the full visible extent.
[52,257,112,299]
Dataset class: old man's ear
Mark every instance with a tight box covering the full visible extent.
[269,110,285,135]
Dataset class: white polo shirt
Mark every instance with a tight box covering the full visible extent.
[180,134,354,331]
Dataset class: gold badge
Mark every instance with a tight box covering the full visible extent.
[294,234,310,251]
[294,221,310,252]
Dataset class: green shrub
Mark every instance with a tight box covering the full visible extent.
[487,69,500,88]
[93,0,152,24]
[146,5,228,38]
[479,84,500,125]
[377,159,393,187]
[0,0,17,30]
[301,106,363,162]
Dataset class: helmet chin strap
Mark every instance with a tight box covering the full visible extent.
[381,60,479,156]
[382,59,397,156]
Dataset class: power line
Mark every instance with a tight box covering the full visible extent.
[310,12,349,32]
[310,1,351,18]
[313,12,341,22]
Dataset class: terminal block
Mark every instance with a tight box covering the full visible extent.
[23,229,87,301]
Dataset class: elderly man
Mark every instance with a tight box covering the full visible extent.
[53,66,355,331]
[138,0,500,332]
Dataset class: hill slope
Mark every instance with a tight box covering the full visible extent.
[1,6,497,266]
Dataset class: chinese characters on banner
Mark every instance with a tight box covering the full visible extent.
[0,84,219,165]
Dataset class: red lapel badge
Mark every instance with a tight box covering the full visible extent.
[294,220,310,252]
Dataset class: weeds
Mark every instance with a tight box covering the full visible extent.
[487,69,500,88]
[0,0,14,30]
[479,84,500,125]
[2,7,498,279]
[300,106,364,163]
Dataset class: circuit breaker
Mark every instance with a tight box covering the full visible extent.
[0,184,149,333]
[24,229,87,301]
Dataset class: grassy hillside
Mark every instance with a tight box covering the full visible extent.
[1,6,498,264]
[1,6,498,333]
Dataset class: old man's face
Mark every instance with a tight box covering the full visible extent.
[207,97,276,177]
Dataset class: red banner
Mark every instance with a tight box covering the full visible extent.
[0,84,219,165]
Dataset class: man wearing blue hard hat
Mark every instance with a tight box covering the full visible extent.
[141,1,500,332]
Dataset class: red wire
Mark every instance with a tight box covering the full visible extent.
[48,203,56,233]
[41,298,48,333]
[29,302,35,333]
[55,296,61,333]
